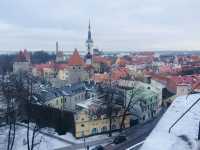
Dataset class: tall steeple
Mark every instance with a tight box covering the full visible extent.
[56,41,59,54]
[85,20,94,65]
[86,20,93,53]
[55,41,64,63]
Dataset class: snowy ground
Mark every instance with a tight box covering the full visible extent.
[0,125,69,150]
[59,132,119,144]
[140,94,200,150]
[0,124,116,150]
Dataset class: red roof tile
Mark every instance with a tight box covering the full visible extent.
[115,57,126,66]
[111,67,129,80]
[92,73,109,83]
[93,56,112,65]
[68,49,84,66]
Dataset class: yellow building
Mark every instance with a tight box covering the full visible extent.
[74,98,130,138]
[57,68,69,81]
[32,64,55,79]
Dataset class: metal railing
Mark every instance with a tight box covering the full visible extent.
[168,96,200,133]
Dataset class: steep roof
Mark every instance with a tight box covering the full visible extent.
[16,49,30,62]
[68,49,84,66]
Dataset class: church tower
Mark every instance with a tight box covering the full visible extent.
[55,41,64,63]
[85,20,93,65]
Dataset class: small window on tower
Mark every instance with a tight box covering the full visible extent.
[79,67,81,69]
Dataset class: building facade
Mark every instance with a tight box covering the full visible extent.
[74,97,130,138]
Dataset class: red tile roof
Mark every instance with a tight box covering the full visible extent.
[16,49,30,62]
[151,74,169,85]
[167,75,200,93]
[92,73,109,83]
[34,63,68,71]
[131,56,153,65]
[68,49,84,66]
[115,57,126,66]
[93,56,112,65]
[112,67,129,80]
[84,64,94,71]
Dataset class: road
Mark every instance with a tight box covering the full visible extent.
[108,108,166,150]
[109,115,161,150]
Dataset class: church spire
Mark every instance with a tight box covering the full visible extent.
[89,19,91,30]
[85,20,94,65]
[86,20,93,53]
[56,41,59,54]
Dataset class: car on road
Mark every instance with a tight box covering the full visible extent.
[113,135,127,144]
[91,145,104,150]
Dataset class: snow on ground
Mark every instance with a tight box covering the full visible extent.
[0,123,118,150]
[59,132,119,144]
[140,94,200,150]
[40,126,118,144]
[0,125,70,150]
[77,143,110,150]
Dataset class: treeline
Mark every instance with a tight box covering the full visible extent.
[26,103,75,135]
[31,51,56,64]
[0,51,56,74]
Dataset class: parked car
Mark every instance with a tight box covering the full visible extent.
[91,145,104,150]
[113,135,127,144]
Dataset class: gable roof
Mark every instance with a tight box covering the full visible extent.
[68,49,84,66]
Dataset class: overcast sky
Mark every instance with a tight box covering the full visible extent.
[0,0,200,52]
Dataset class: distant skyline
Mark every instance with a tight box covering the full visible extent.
[0,0,200,51]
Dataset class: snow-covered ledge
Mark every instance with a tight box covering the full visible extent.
[140,94,200,150]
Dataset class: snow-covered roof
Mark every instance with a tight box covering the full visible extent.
[140,94,200,150]
[76,97,102,109]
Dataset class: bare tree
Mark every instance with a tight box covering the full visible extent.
[1,74,17,150]
[1,72,42,150]
[119,87,141,132]
[22,73,41,150]
[100,81,122,137]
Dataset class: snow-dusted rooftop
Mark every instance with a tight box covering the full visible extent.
[140,94,200,150]
[76,97,103,109]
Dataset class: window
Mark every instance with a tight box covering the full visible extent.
[81,124,85,127]
[91,128,98,134]
[101,126,107,132]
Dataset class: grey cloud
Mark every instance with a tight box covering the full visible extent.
[0,0,200,51]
